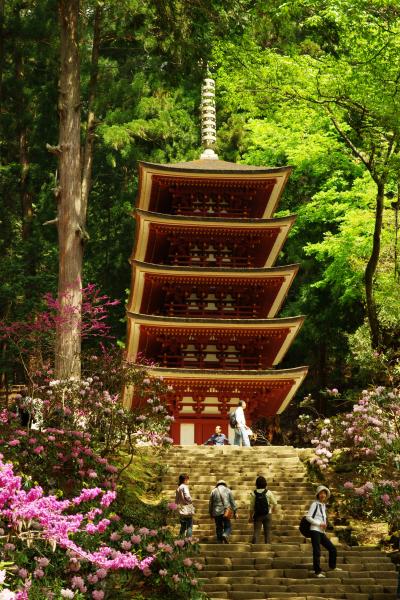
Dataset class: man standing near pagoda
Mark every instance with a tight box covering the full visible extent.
[234,400,251,447]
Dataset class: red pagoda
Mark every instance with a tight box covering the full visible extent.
[125,79,307,444]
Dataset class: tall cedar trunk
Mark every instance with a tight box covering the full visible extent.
[81,5,101,219]
[365,180,385,349]
[0,0,4,104]
[55,0,82,379]
[14,49,34,249]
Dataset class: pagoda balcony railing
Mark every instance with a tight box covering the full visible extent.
[157,285,266,318]
[161,302,258,318]
[157,351,264,370]
[170,192,251,218]
[147,336,279,370]
[163,240,259,268]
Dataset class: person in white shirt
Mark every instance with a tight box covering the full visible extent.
[175,473,195,538]
[306,485,340,577]
[234,400,251,447]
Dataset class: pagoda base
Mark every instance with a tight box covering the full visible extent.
[127,366,308,445]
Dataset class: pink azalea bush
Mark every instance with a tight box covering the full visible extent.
[0,456,204,599]
[298,386,400,526]
[0,286,205,599]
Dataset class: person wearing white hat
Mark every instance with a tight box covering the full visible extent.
[209,480,238,543]
[306,485,341,577]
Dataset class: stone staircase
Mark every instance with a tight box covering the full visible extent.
[163,446,398,600]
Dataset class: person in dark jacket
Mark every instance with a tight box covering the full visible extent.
[203,425,230,446]
[209,480,237,543]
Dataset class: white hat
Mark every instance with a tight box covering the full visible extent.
[216,480,227,486]
[315,485,330,499]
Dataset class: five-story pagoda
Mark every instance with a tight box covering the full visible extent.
[125,78,308,445]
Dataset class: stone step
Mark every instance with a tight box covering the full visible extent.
[164,446,397,600]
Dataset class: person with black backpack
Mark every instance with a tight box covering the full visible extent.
[248,475,278,543]
[305,485,341,578]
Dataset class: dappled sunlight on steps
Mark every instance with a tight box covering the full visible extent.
[163,446,398,600]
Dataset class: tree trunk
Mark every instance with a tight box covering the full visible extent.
[14,51,34,248]
[55,0,83,379]
[365,179,385,349]
[81,4,102,221]
[0,0,5,104]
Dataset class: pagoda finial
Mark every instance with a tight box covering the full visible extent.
[200,75,219,160]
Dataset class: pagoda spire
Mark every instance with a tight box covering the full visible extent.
[200,76,219,160]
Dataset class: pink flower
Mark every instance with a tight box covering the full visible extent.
[110,532,120,541]
[174,539,185,548]
[121,540,132,551]
[100,491,116,508]
[18,568,29,579]
[8,439,20,447]
[183,557,192,567]
[95,569,107,580]
[33,446,44,455]
[159,569,167,576]
[122,525,134,534]
[33,568,45,578]
[167,502,178,511]
[381,493,391,506]
[190,578,198,585]
[343,481,354,489]
[71,576,86,593]
[3,543,15,551]
[138,527,149,535]
[36,557,50,568]
[92,592,104,600]
[131,535,141,544]
[60,591,75,599]
[172,574,180,583]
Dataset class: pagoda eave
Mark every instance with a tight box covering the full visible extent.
[132,210,296,269]
[126,365,308,418]
[126,313,304,369]
[139,159,293,175]
[130,259,300,275]
[127,260,299,319]
[136,161,292,218]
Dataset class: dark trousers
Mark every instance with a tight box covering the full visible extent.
[310,530,337,574]
[214,515,232,542]
[179,516,193,538]
[252,514,272,543]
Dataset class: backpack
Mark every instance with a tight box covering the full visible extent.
[299,504,320,538]
[253,490,269,518]
[229,411,237,428]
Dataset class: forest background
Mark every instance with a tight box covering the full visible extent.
[1,0,400,418]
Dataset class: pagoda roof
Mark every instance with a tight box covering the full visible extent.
[139,159,292,175]
[127,311,304,327]
[132,210,296,269]
[144,365,308,416]
[126,312,304,367]
[134,208,296,225]
[136,161,292,218]
[130,259,299,275]
[128,261,299,319]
